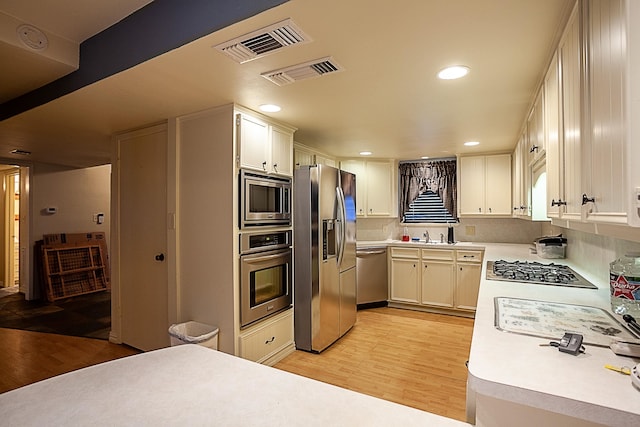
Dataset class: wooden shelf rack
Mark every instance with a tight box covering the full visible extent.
[42,245,108,301]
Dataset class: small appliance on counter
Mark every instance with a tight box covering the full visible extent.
[534,234,567,259]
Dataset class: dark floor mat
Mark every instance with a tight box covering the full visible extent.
[0,291,110,340]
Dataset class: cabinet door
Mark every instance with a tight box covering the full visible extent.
[485,154,512,215]
[340,160,367,216]
[237,113,269,172]
[585,0,626,224]
[456,263,482,310]
[270,125,293,176]
[527,91,545,163]
[294,147,314,169]
[389,258,419,303]
[545,51,563,218]
[559,3,583,222]
[421,260,454,307]
[366,161,393,216]
[459,156,486,215]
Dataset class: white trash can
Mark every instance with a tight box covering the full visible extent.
[168,321,219,350]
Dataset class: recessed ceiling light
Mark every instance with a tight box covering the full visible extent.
[464,141,480,146]
[438,65,470,80]
[259,104,281,112]
[359,151,372,156]
[421,156,430,159]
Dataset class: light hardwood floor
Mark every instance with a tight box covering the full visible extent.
[0,308,473,422]
[274,307,474,422]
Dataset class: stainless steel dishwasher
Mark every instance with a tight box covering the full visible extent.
[356,246,388,307]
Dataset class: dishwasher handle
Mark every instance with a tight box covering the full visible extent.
[356,249,387,256]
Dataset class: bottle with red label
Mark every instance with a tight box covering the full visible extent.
[610,253,640,318]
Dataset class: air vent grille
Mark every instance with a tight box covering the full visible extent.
[214,19,310,63]
[262,57,344,86]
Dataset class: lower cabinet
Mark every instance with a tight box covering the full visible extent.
[238,308,294,366]
[421,249,455,308]
[455,250,483,311]
[389,247,420,303]
[389,246,484,316]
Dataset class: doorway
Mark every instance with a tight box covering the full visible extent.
[0,166,20,293]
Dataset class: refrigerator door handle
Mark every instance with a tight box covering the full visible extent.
[336,186,347,267]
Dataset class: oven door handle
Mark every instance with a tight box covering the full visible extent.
[242,250,290,263]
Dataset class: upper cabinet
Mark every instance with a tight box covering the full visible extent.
[236,110,295,176]
[459,154,512,217]
[583,0,627,224]
[527,90,545,164]
[293,143,337,169]
[340,159,396,217]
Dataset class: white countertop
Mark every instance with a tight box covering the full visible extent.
[359,239,640,425]
[466,243,640,426]
[0,345,470,426]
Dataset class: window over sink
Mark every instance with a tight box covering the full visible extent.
[398,158,458,224]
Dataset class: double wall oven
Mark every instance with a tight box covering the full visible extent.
[239,169,293,328]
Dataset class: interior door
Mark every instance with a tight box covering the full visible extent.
[117,125,168,351]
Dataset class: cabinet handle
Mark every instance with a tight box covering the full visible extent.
[488,207,492,213]
[273,163,278,173]
[262,161,267,171]
[265,336,275,344]
[551,199,567,207]
[530,145,539,153]
[581,194,595,205]
[463,255,475,259]
[478,208,482,213]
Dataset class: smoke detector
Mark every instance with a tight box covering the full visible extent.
[214,19,310,63]
[261,57,344,86]
[17,24,48,51]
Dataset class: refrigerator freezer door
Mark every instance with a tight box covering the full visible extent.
[339,267,357,335]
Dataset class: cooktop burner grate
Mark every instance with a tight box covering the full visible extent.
[486,260,597,289]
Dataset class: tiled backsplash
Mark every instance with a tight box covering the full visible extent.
[357,217,640,288]
[357,217,544,244]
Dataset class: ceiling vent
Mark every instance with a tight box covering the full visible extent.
[214,19,310,63]
[261,57,344,86]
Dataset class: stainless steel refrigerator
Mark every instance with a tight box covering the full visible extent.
[294,164,357,352]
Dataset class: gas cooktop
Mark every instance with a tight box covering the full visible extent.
[486,260,597,289]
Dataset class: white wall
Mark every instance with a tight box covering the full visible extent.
[31,163,111,298]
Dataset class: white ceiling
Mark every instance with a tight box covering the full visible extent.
[0,0,573,168]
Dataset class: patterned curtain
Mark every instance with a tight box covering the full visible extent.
[398,158,457,222]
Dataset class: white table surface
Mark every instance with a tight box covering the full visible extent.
[0,344,470,427]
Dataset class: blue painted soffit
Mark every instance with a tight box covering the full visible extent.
[0,0,288,121]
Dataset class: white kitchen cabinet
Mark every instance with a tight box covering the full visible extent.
[294,142,337,169]
[293,145,314,169]
[557,2,583,222]
[511,132,530,218]
[544,51,563,219]
[455,250,483,311]
[389,247,420,304]
[388,246,484,316]
[460,154,512,217]
[238,308,294,366]
[420,249,454,308]
[583,0,627,225]
[527,90,545,164]
[237,111,295,176]
[340,159,395,217]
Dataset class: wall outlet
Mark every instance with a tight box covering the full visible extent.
[92,214,98,222]
[465,225,476,236]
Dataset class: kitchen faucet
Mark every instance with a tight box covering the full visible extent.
[423,230,430,242]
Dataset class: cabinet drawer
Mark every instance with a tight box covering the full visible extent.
[421,248,454,261]
[390,247,420,259]
[239,310,293,363]
[456,250,484,263]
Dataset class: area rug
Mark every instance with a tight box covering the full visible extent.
[0,290,111,340]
